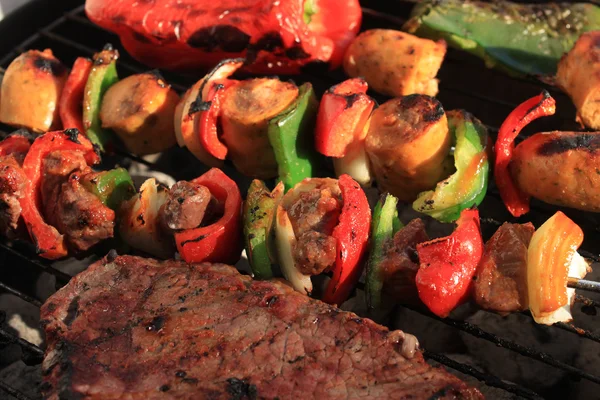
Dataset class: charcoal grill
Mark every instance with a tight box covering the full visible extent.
[1,1,600,399]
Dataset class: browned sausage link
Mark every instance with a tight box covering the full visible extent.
[365,95,452,202]
[286,185,342,275]
[159,181,223,232]
[510,131,600,212]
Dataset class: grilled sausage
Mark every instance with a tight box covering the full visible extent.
[0,49,67,132]
[365,95,452,202]
[100,72,179,155]
[510,131,600,212]
[557,31,600,130]
[221,78,299,178]
[343,29,446,97]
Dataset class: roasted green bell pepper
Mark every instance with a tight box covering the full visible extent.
[268,82,319,191]
[82,167,135,211]
[365,193,403,310]
[405,0,600,77]
[243,180,284,280]
[413,110,489,223]
[83,47,119,150]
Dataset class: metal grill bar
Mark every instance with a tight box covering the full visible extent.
[0,242,71,284]
[0,381,31,400]
[0,282,42,308]
[0,326,44,366]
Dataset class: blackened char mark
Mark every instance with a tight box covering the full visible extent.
[345,93,361,108]
[63,296,80,326]
[64,128,81,144]
[400,94,444,123]
[180,234,208,247]
[33,55,66,77]
[524,89,551,117]
[285,45,310,60]
[226,377,258,400]
[187,25,250,53]
[146,315,165,332]
[537,134,600,156]
[246,32,284,63]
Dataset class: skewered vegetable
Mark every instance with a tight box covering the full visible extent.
[59,57,92,133]
[0,49,67,132]
[85,0,362,74]
[343,29,446,97]
[557,31,600,130]
[405,0,600,77]
[413,110,489,223]
[100,72,180,155]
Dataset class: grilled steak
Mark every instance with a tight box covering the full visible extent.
[474,223,534,314]
[41,255,483,400]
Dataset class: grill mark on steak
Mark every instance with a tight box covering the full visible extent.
[41,255,482,400]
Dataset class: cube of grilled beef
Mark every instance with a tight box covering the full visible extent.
[379,218,429,304]
[42,150,114,252]
[0,155,27,238]
[41,255,483,400]
[474,222,535,314]
[159,181,222,232]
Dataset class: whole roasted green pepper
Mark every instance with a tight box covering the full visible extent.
[243,180,284,280]
[413,110,489,223]
[365,194,403,310]
[82,167,135,211]
[268,82,320,191]
[83,46,119,150]
[405,0,600,77]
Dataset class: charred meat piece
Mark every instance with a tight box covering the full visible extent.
[557,31,600,130]
[41,255,482,400]
[380,219,429,304]
[365,95,453,202]
[159,181,222,232]
[510,131,600,212]
[474,222,534,314]
[0,156,27,238]
[286,184,342,275]
[42,150,114,252]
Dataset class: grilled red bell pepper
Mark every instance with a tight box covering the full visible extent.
[415,208,483,317]
[85,0,362,74]
[495,91,556,217]
[198,80,238,160]
[315,78,374,157]
[175,168,242,264]
[0,133,32,156]
[20,129,100,259]
[59,57,93,133]
[322,174,371,305]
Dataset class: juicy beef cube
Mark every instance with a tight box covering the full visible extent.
[379,219,429,304]
[159,181,221,232]
[42,150,115,252]
[287,187,342,275]
[474,222,534,314]
[0,155,27,238]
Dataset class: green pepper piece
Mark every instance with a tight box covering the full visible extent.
[82,167,135,211]
[413,110,489,223]
[268,82,319,191]
[83,48,119,150]
[365,193,402,310]
[404,0,600,77]
[243,180,284,280]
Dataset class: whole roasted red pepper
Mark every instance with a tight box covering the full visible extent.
[20,129,100,259]
[59,57,93,133]
[175,168,242,264]
[315,78,374,157]
[85,0,361,74]
[494,91,556,217]
[322,174,371,305]
[415,208,483,317]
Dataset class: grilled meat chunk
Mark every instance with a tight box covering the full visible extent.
[159,181,221,232]
[42,150,114,252]
[474,223,534,314]
[380,219,429,304]
[510,131,600,212]
[287,184,342,275]
[41,255,482,400]
[0,155,27,238]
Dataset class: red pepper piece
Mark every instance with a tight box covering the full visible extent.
[494,91,556,217]
[20,129,100,259]
[315,78,374,158]
[322,174,371,305]
[415,208,483,317]
[59,57,93,133]
[197,80,237,160]
[175,168,242,264]
[0,134,31,157]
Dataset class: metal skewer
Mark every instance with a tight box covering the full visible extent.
[568,277,600,294]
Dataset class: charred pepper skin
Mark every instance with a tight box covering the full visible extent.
[405,0,600,77]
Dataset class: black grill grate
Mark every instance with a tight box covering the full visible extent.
[1,2,600,400]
